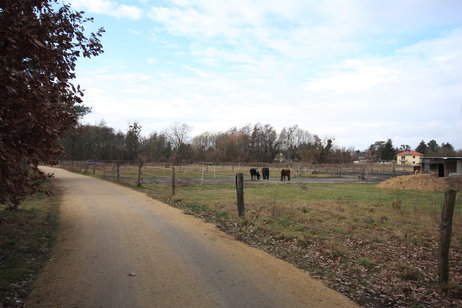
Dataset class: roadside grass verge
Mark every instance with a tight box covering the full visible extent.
[0,180,60,307]
[64,166,462,307]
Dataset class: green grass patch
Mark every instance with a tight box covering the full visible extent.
[359,257,377,269]
[184,203,210,213]
[0,180,60,306]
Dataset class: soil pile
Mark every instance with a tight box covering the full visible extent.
[377,174,462,192]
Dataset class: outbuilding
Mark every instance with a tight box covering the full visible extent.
[421,157,462,177]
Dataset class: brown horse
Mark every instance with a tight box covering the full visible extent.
[413,165,421,173]
[261,167,270,180]
[280,169,290,181]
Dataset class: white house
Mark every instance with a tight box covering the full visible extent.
[396,151,424,166]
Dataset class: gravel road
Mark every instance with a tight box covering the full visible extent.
[26,167,358,308]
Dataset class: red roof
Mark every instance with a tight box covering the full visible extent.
[396,151,424,156]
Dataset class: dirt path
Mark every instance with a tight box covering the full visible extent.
[27,167,358,308]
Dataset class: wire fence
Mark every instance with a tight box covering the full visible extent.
[57,160,461,238]
[59,160,415,183]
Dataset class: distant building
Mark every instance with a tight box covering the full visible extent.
[421,157,462,177]
[396,150,424,166]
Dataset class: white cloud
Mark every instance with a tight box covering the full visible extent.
[304,60,396,93]
[148,6,236,38]
[128,29,141,35]
[70,0,143,19]
[297,28,462,148]
[147,1,462,61]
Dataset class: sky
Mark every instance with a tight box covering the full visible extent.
[68,0,462,151]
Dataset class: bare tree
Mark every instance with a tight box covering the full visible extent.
[191,132,217,161]
[165,122,192,150]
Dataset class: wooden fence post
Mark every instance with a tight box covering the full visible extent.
[92,162,96,175]
[235,173,245,217]
[137,162,143,187]
[172,167,176,196]
[438,189,457,286]
[116,163,120,181]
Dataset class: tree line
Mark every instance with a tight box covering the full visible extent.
[60,121,461,164]
[61,122,353,164]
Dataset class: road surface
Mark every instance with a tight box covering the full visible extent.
[27,167,358,308]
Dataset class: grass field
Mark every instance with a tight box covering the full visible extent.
[61,162,462,307]
[0,180,60,307]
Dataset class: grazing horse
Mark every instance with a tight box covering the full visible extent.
[261,167,270,180]
[280,169,291,181]
[413,166,421,174]
[249,168,260,180]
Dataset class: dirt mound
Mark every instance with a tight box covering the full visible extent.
[377,174,462,192]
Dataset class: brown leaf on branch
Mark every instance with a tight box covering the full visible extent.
[0,0,104,210]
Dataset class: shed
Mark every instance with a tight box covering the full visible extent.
[421,157,462,177]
